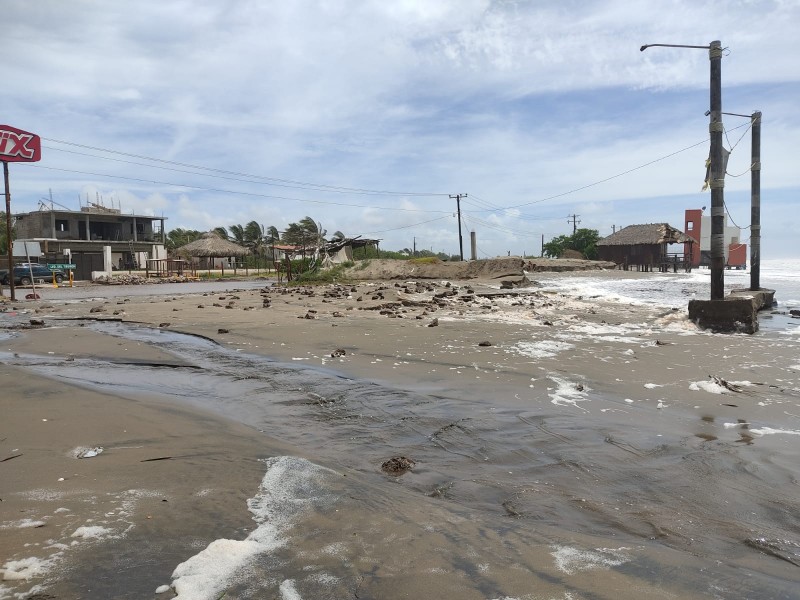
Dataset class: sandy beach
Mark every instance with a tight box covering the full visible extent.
[1,264,799,599]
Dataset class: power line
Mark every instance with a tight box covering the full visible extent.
[468,123,752,214]
[362,215,451,235]
[23,164,453,214]
[42,137,450,197]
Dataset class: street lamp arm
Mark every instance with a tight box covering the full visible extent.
[640,43,711,52]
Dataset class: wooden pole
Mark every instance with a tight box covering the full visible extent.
[750,111,761,291]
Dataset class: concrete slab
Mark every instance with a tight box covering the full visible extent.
[688,296,759,334]
[728,287,776,310]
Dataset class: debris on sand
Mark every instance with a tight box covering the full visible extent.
[381,456,415,476]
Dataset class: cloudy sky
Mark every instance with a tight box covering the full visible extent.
[4,0,799,258]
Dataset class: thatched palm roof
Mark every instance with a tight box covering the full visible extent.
[178,231,250,257]
[597,223,694,246]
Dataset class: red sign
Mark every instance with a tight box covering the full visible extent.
[0,124,41,162]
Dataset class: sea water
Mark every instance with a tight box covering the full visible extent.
[535,258,799,309]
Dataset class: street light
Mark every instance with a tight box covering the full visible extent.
[641,40,726,300]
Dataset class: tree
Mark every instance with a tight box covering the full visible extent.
[212,226,230,240]
[543,228,600,259]
[0,211,13,257]
[282,222,305,246]
[228,224,247,246]
[266,226,280,244]
[166,228,203,251]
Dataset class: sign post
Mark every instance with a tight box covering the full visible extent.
[1,124,42,301]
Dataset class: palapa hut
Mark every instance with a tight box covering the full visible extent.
[596,223,695,272]
[178,231,250,276]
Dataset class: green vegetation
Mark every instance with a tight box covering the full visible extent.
[542,228,601,260]
[409,256,441,265]
[0,211,15,256]
[290,262,353,285]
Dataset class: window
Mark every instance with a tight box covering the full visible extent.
[687,221,694,231]
[56,220,69,232]
[136,223,145,234]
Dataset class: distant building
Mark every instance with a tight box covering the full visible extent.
[13,203,167,280]
[683,208,746,269]
[596,223,694,271]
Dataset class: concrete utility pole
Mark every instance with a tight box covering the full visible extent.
[450,193,467,261]
[567,214,581,234]
[750,111,762,291]
[721,109,762,290]
[708,40,725,300]
[641,40,725,300]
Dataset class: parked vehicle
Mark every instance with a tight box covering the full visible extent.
[0,264,66,285]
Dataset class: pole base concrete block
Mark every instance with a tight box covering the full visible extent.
[688,297,759,334]
[728,288,776,311]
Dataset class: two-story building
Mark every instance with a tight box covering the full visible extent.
[13,204,167,280]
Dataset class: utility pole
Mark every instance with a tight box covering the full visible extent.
[750,111,761,291]
[708,40,725,300]
[567,214,581,234]
[720,109,762,291]
[450,193,467,261]
[413,236,417,257]
[641,40,725,300]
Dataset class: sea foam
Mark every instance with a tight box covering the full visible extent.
[168,456,337,600]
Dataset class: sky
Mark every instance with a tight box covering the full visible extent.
[3,0,799,259]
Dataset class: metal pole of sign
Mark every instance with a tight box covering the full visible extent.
[3,161,15,301]
[24,241,37,298]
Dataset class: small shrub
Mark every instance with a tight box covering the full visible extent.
[409,257,441,265]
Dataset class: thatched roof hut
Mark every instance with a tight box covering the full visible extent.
[179,231,250,259]
[596,223,694,271]
[178,231,250,274]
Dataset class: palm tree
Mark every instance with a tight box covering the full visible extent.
[228,224,247,246]
[212,226,230,240]
[266,225,280,244]
[165,228,203,252]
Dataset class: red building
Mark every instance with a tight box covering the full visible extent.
[684,208,747,269]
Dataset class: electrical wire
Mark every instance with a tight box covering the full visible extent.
[42,137,449,197]
[361,215,452,235]
[23,164,453,214]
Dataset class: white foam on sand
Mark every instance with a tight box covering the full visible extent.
[749,427,800,436]
[0,554,62,582]
[280,578,303,600]
[689,380,728,394]
[71,525,114,540]
[0,518,46,530]
[512,340,575,359]
[551,545,631,575]
[547,375,590,409]
[168,456,337,600]
[689,379,753,394]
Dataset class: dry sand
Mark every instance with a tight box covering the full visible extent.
[1,265,798,598]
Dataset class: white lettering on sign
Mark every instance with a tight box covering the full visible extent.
[0,130,37,160]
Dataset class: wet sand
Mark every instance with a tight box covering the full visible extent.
[1,276,799,599]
